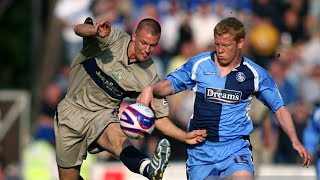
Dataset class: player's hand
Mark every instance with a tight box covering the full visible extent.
[292,140,311,168]
[96,20,111,38]
[137,86,156,110]
[185,129,207,145]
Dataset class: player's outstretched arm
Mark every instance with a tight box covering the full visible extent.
[274,106,311,167]
[74,19,111,38]
[137,80,175,110]
[155,117,207,144]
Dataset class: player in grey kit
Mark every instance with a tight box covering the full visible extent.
[54,17,207,180]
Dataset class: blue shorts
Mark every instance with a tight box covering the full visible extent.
[186,137,254,180]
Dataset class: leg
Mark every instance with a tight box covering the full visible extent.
[58,165,84,180]
[96,123,171,180]
[224,170,253,180]
[96,123,150,176]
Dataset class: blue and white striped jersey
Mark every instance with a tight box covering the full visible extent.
[166,51,284,142]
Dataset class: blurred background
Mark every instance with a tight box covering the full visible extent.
[0,0,320,179]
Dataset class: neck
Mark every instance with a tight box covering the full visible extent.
[214,53,242,77]
[127,41,136,63]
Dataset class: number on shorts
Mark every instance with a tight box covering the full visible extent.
[233,154,250,166]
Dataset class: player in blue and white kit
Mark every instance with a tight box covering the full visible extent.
[137,17,311,179]
[303,104,320,178]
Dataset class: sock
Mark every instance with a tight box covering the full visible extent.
[120,146,150,177]
[141,159,150,177]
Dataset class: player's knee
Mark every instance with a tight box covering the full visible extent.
[229,170,253,179]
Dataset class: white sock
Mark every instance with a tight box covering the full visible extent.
[139,158,151,175]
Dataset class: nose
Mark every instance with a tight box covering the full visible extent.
[216,45,223,53]
[145,45,151,53]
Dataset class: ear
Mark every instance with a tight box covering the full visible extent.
[132,32,136,42]
[237,38,245,49]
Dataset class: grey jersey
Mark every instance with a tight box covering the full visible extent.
[64,27,168,118]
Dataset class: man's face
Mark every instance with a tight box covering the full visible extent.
[132,29,160,62]
[214,33,243,66]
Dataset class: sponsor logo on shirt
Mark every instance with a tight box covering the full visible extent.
[205,88,242,104]
[203,71,216,75]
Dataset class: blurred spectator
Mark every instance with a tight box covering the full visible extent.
[274,101,310,164]
[39,83,63,119]
[89,0,130,31]
[160,0,183,57]
[303,102,320,176]
[268,59,299,106]
[190,1,221,51]
[54,0,92,63]
[249,9,280,69]
[306,0,320,36]
[176,10,194,53]
[279,5,309,46]
[22,125,58,180]
[53,63,70,96]
[166,40,197,127]
[249,97,274,165]
[299,64,320,105]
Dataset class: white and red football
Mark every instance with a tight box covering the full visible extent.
[120,103,155,139]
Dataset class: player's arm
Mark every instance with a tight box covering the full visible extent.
[155,116,207,145]
[74,19,111,38]
[274,106,311,167]
[137,80,175,110]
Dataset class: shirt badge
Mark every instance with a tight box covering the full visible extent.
[236,72,246,82]
[112,69,124,80]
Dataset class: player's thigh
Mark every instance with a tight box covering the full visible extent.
[187,163,214,180]
[224,170,253,180]
[96,122,131,157]
[58,165,81,180]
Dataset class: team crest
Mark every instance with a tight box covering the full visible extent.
[112,69,124,80]
[236,72,246,82]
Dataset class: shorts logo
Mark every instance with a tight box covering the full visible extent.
[112,69,124,80]
[205,88,242,104]
[236,72,246,82]
[162,97,168,105]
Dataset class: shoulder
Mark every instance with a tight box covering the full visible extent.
[104,26,130,43]
[186,52,212,67]
[242,57,271,78]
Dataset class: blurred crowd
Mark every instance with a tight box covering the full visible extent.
[4,0,320,179]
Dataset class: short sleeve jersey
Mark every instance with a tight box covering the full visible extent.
[166,51,284,142]
[65,27,168,118]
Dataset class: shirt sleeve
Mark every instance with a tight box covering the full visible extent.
[255,71,284,113]
[165,60,196,94]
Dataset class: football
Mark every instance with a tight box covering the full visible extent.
[120,103,156,139]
